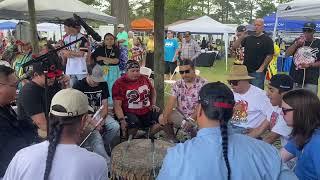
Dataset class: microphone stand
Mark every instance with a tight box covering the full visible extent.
[23,37,87,137]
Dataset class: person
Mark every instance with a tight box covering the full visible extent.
[164,30,179,80]
[17,62,69,139]
[116,24,128,48]
[3,88,108,180]
[145,32,154,70]
[61,18,88,86]
[200,37,207,49]
[263,74,293,147]
[266,43,280,80]
[280,89,320,180]
[233,19,274,90]
[130,37,145,66]
[161,59,207,138]
[112,60,174,139]
[73,64,120,156]
[157,82,297,180]
[128,31,134,59]
[91,33,121,103]
[12,41,32,79]
[180,31,201,61]
[232,25,246,65]
[286,22,320,94]
[227,65,273,138]
[0,66,36,179]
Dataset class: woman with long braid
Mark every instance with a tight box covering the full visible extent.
[3,89,107,180]
[157,82,297,180]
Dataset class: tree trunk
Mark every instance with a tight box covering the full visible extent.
[154,0,165,109]
[111,0,129,32]
[27,0,39,54]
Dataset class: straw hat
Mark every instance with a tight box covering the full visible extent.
[226,65,255,81]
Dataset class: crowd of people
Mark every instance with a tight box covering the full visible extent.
[0,16,319,180]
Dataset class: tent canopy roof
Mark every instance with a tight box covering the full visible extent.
[131,18,154,31]
[168,16,235,34]
[0,0,116,23]
[278,0,320,20]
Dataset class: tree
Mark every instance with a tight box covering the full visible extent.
[111,0,129,31]
[256,0,276,18]
[27,0,39,54]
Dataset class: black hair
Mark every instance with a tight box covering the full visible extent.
[63,18,79,28]
[179,59,195,69]
[198,82,235,180]
[103,33,117,49]
[0,65,15,80]
[43,105,83,180]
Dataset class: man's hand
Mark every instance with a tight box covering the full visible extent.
[150,105,160,112]
[158,114,168,126]
[295,36,305,48]
[298,62,312,69]
[119,119,127,138]
[57,75,70,89]
[256,68,264,73]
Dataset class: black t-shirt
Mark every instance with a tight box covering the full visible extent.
[91,46,120,66]
[290,39,320,85]
[73,78,110,112]
[241,34,274,73]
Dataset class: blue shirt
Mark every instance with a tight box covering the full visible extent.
[285,129,320,180]
[164,38,179,62]
[157,127,297,180]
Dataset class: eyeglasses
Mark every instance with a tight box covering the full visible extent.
[281,107,294,115]
[179,70,191,74]
[0,82,18,88]
[228,80,239,86]
[303,28,314,33]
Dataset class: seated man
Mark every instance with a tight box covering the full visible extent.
[73,64,120,156]
[161,59,207,137]
[112,60,173,139]
[227,65,273,138]
[263,74,293,147]
[3,89,107,180]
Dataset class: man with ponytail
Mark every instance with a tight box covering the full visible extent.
[4,89,107,180]
[157,82,297,180]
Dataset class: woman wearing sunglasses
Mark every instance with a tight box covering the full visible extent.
[280,89,320,180]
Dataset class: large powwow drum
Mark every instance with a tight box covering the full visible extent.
[111,139,173,180]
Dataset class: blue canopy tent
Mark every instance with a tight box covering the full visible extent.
[0,21,17,30]
[264,13,320,32]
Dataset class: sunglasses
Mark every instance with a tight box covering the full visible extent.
[179,70,191,74]
[228,80,239,86]
[281,107,294,115]
[303,28,314,33]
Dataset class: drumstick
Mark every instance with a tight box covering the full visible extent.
[175,108,195,122]
[150,137,156,178]
[79,117,104,147]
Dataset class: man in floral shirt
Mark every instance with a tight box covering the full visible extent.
[161,59,207,137]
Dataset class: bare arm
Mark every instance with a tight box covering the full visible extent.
[162,96,177,124]
[263,131,281,144]
[31,113,47,131]
[257,55,273,72]
[151,86,157,106]
[100,99,109,119]
[232,36,245,51]
[285,43,299,57]
[114,100,125,120]
[280,148,295,163]
[247,120,270,138]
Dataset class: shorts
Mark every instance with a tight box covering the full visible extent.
[125,111,160,129]
[165,61,177,75]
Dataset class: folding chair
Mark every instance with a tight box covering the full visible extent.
[164,66,179,92]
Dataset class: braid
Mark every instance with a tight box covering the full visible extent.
[220,120,231,180]
[43,120,64,180]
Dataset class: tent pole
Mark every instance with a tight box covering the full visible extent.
[273,11,279,41]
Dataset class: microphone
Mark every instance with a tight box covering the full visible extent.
[73,13,102,42]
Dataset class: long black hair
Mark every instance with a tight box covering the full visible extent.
[103,33,117,49]
[43,105,83,180]
[198,82,235,180]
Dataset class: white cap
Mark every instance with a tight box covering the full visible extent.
[50,88,93,117]
[118,24,125,28]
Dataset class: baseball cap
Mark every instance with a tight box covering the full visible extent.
[90,64,105,83]
[50,88,93,117]
[246,24,255,32]
[237,25,246,32]
[117,24,125,28]
[303,22,316,31]
[269,74,294,92]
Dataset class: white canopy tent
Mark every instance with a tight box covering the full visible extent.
[0,0,116,23]
[168,16,235,70]
[273,0,320,39]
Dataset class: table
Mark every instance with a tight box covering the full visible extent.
[194,52,217,67]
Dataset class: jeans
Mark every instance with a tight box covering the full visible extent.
[293,83,318,95]
[70,74,86,87]
[102,116,120,152]
[249,72,265,90]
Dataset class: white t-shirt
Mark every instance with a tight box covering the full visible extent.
[268,106,292,146]
[64,33,87,75]
[231,85,273,128]
[3,141,108,180]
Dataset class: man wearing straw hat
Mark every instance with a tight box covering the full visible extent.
[227,65,273,138]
